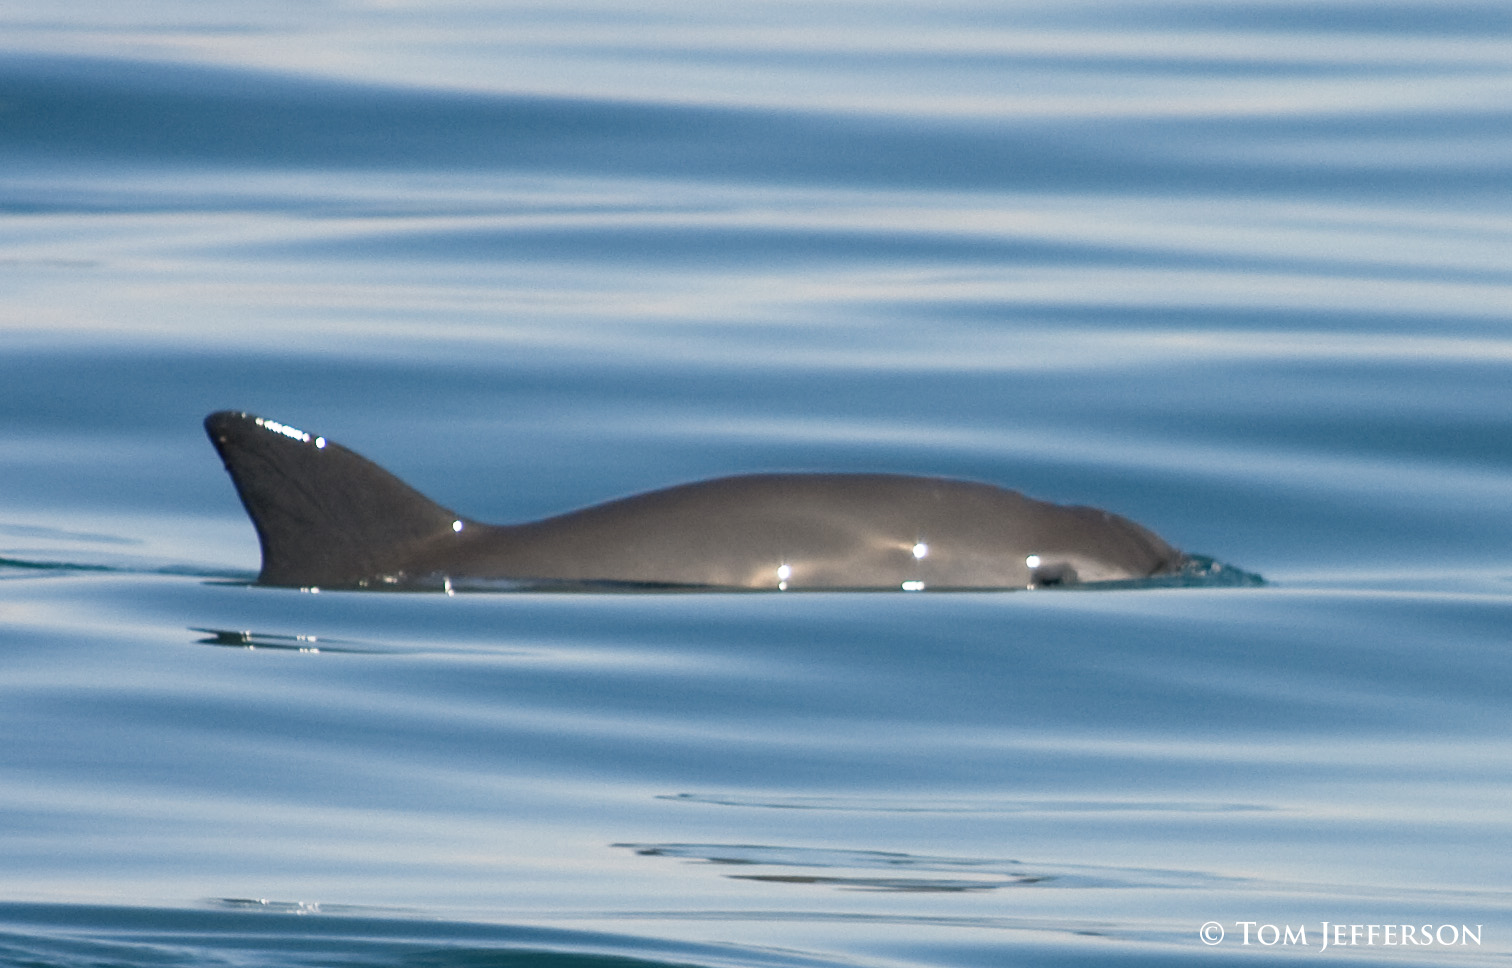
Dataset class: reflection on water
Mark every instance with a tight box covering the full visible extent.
[615,842,1245,892]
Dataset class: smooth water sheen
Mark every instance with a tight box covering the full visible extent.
[3,2,1511,966]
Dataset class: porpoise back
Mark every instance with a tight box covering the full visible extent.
[206,410,1186,591]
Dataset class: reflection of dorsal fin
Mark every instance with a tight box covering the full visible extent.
[205,411,462,587]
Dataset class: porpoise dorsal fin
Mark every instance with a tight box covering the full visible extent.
[205,411,465,587]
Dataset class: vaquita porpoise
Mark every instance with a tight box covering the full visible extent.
[206,410,1192,591]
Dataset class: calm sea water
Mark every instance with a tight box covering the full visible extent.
[3,2,1511,966]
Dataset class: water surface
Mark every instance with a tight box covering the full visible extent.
[2,2,1510,965]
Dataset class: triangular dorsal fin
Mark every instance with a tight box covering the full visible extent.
[205,411,464,587]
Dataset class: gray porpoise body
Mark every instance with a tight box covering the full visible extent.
[206,410,1186,590]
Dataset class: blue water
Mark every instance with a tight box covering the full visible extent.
[3,2,1511,965]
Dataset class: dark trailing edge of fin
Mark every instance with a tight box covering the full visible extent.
[204,411,463,587]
